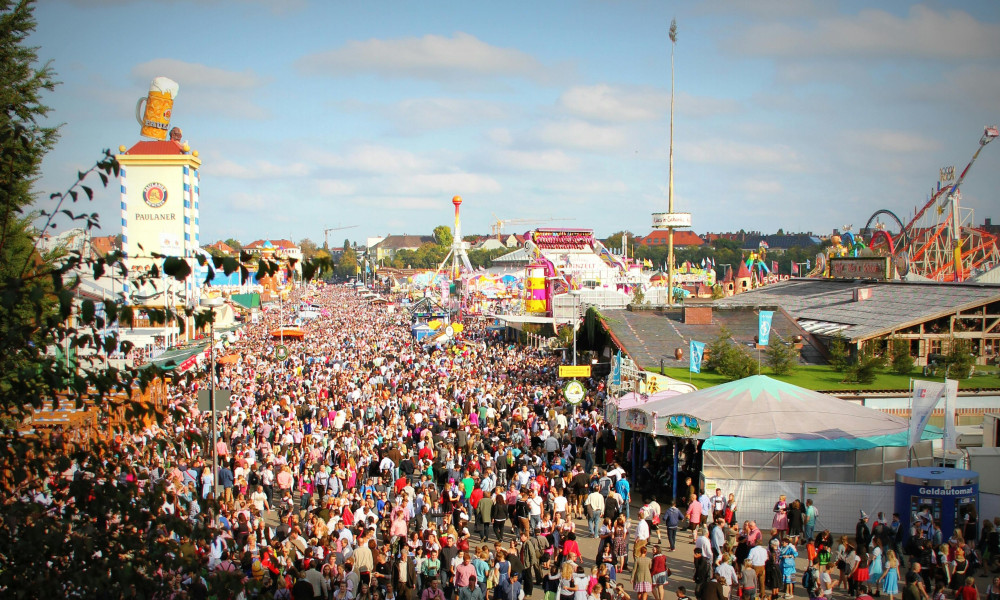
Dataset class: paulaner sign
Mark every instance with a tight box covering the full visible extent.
[829,257,890,280]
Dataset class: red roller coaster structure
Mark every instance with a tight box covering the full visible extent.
[865,126,999,282]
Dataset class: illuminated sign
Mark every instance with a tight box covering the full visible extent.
[829,257,890,280]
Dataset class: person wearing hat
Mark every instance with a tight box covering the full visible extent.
[858,512,872,552]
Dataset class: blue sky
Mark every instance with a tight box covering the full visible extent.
[30,0,1000,246]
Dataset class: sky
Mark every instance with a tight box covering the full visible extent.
[29,0,1000,247]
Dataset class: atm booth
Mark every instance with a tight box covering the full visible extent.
[894,467,979,542]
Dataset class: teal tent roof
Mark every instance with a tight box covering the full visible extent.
[636,375,931,451]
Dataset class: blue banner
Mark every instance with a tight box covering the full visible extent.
[612,350,622,385]
[758,311,774,346]
[689,340,705,373]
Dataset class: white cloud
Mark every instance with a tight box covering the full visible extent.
[130,59,269,120]
[730,6,1000,60]
[486,128,514,146]
[849,130,940,154]
[296,32,562,84]
[132,58,264,90]
[384,173,502,196]
[536,120,628,151]
[492,149,580,172]
[559,85,666,122]
[205,158,311,179]
[685,139,805,171]
[738,178,785,195]
[391,97,508,133]
[315,145,430,174]
[544,180,630,195]
[315,180,356,196]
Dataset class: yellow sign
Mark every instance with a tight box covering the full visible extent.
[559,365,592,378]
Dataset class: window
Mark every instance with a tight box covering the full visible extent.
[929,339,942,355]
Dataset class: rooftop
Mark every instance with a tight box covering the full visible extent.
[600,306,824,369]
[715,278,1000,342]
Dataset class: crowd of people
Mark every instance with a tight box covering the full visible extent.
[680,486,1000,600]
[109,284,646,599]
[10,281,1000,600]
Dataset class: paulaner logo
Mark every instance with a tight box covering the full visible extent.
[142,182,168,208]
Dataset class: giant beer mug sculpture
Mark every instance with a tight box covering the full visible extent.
[135,77,179,140]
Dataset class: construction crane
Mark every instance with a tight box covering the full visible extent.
[490,215,576,239]
[323,225,358,249]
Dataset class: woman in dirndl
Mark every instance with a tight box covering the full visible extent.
[773,495,789,534]
[631,544,653,600]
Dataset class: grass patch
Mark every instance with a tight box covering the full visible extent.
[656,364,1000,391]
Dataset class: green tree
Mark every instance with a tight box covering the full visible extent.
[889,337,915,375]
[943,337,975,379]
[843,343,886,384]
[828,335,851,372]
[336,244,358,277]
[223,237,242,252]
[706,326,756,380]
[433,224,453,248]
[298,237,319,260]
[764,340,798,376]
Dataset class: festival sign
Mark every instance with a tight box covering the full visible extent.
[559,365,592,378]
[661,414,710,439]
[829,256,891,280]
[651,212,692,228]
[619,408,654,433]
[563,380,586,404]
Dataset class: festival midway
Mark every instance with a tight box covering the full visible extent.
[3,2,1000,600]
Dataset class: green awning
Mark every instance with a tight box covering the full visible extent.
[230,293,260,310]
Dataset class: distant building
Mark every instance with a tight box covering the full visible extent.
[204,240,236,257]
[474,238,506,251]
[372,234,433,262]
[243,239,303,274]
[90,235,120,257]
[636,230,705,248]
[980,217,1000,236]
[703,231,822,251]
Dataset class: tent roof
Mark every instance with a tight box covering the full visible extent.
[635,375,910,443]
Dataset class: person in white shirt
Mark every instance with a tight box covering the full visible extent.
[251,485,269,513]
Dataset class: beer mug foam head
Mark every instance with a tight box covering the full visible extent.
[150,76,179,99]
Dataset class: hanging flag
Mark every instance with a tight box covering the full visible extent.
[806,259,811,270]
[909,380,952,447]
[772,261,778,273]
[689,340,705,373]
[758,311,774,345]
[701,258,706,268]
[792,262,799,275]
[612,350,622,386]
[943,379,959,451]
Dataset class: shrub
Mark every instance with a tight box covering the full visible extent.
[764,341,799,376]
[844,344,886,384]
[889,337,915,375]
[829,335,850,372]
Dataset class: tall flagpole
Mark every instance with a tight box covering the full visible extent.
[667,18,677,307]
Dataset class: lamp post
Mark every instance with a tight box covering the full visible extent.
[200,296,223,506]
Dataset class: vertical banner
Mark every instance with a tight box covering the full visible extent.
[943,378,959,451]
[758,311,774,346]
[909,380,947,447]
[689,340,705,373]
[612,350,622,386]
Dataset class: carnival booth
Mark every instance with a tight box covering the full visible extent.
[617,375,940,534]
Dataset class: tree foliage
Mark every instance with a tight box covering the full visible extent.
[889,337,915,376]
[828,335,850,372]
[706,326,756,380]
[943,337,975,379]
[843,343,886,384]
[764,340,798,376]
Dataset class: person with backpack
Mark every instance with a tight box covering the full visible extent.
[802,561,820,600]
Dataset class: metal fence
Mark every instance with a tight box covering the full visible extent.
[706,477,895,536]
